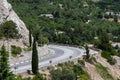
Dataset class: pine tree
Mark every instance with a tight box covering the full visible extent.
[32,37,38,74]
[0,45,14,80]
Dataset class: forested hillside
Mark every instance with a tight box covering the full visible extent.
[8,0,120,45]
[0,0,120,80]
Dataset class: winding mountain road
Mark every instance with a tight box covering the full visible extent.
[10,45,89,73]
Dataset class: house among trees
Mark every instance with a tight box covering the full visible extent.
[39,14,54,18]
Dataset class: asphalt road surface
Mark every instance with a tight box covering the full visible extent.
[10,45,86,73]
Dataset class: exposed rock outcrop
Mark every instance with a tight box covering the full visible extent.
[0,0,29,47]
[94,54,120,80]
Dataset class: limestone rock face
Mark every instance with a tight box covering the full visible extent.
[0,0,29,46]
[0,0,12,23]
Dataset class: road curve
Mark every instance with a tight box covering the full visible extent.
[10,45,86,73]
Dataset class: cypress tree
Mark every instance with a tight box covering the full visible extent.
[32,37,38,74]
[85,45,90,60]
[0,45,14,80]
[29,27,32,47]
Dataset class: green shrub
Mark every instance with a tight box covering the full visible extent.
[114,45,119,49]
[101,51,116,65]
[107,58,117,65]
[50,69,76,80]
[78,60,85,66]
[101,51,111,60]
[37,36,49,46]
[73,65,91,80]
[80,74,90,80]
[57,63,63,67]
[0,21,18,39]
[11,45,22,56]
[23,46,31,51]
[110,49,118,56]
[32,73,45,80]
[117,49,120,57]
[90,57,97,63]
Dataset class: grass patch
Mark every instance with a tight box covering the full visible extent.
[95,63,114,80]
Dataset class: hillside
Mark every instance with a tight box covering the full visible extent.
[0,0,120,80]
[0,0,29,48]
[7,0,120,45]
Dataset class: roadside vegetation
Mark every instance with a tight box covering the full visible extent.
[50,62,91,80]
[15,73,45,80]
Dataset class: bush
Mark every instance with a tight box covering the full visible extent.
[11,45,22,56]
[50,69,76,80]
[73,65,91,80]
[110,49,118,56]
[32,73,45,80]
[23,46,31,51]
[117,49,120,57]
[57,63,63,67]
[101,51,116,65]
[114,45,119,49]
[90,57,97,63]
[101,51,111,60]
[78,60,85,66]
[0,21,18,39]
[37,36,49,46]
[80,74,90,80]
[107,58,117,65]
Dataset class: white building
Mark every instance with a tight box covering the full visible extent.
[39,14,54,18]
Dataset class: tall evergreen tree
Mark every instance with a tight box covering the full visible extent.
[85,45,90,60]
[0,45,14,80]
[29,27,32,47]
[32,37,38,74]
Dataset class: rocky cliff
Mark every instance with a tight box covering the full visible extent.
[0,0,29,47]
